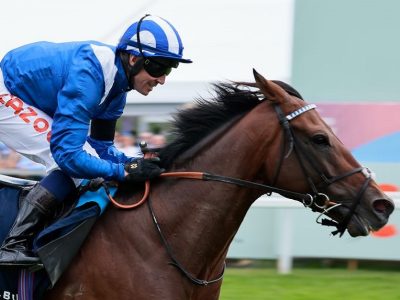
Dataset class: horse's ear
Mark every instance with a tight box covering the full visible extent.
[253,69,285,103]
[253,69,268,87]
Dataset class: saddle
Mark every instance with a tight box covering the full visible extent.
[0,174,116,299]
[0,174,38,187]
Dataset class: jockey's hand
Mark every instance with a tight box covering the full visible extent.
[124,158,165,182]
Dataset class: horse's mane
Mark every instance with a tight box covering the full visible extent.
[159,80,302,168]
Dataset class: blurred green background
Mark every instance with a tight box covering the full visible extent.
[220,260,400,300]
[220,268,400,300]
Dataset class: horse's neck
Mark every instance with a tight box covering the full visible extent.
[99,102,279,282]
[148,103,279,271]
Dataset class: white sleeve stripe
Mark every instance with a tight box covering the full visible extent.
[90,44,118,105]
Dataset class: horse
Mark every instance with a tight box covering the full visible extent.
[44,70,394,299]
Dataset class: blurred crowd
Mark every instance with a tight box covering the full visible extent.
[0,130,167,174]
[0,142,45,171]
[114,130,167,156]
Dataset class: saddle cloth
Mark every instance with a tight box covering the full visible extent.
[0,178,116,300]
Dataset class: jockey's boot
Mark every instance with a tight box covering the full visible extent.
[0,184,57,268]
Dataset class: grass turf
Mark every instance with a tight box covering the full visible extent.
[220,267,400,300]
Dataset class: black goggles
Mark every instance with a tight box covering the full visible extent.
[142,58,179,77]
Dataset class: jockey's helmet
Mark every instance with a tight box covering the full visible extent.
[117,14,192,64]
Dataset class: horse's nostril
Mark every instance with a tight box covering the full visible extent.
[373,199,395,216]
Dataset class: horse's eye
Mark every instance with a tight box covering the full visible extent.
[312,134,330,146]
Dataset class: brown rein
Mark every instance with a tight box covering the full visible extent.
[105,172,204,209]
[104,171,323,210]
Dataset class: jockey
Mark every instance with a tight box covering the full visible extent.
[0,14,192,268]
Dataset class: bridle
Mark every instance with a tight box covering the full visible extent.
[102,100,374,286]
[272,102,373,236]
[108,102,373,235]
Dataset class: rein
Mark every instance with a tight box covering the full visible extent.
[104,172,313,210]
[102,101,372,286]
[161,172,312,200]
[103,171,313,286]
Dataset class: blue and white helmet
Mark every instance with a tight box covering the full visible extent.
[117,15,192,63]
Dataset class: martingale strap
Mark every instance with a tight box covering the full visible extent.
[148,196,226,286]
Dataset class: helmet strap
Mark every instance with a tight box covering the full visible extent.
[119,52,145,91]
[120,14,150,91]
[136,14,150,58]
[128,57,144,90]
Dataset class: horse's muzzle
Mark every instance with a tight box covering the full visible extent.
[372,198,395,225]
[347,196,394,237]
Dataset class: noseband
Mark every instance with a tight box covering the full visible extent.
[273,103,373,236]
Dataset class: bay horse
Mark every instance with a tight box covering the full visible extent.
[45,70,393,299]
